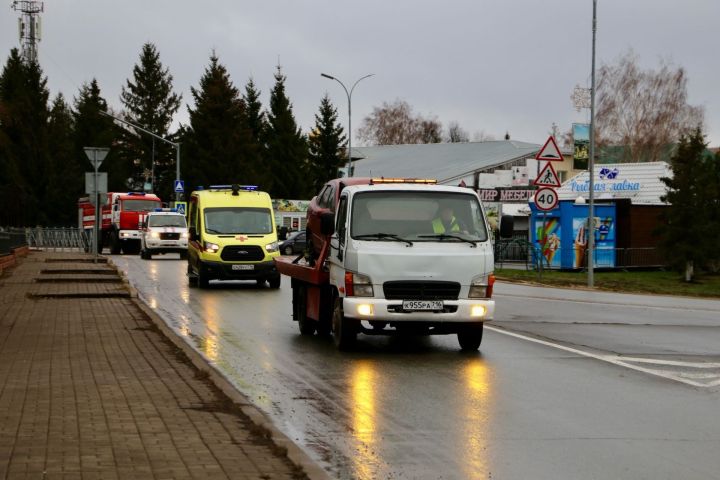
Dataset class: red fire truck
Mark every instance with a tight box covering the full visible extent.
[78,192,162,254]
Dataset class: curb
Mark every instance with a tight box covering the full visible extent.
[107,259,331,480]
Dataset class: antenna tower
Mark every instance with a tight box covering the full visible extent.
[11,1,44,63]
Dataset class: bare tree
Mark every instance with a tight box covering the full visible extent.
[472,130,496,142]
[594,50,704,162]
[357,99,442,145]
[447,121,469,143]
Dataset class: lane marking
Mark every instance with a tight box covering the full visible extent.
[486,325,720,388]
[494,292,720,314]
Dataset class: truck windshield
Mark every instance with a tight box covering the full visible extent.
[148,216,187,228]
[122,199,161,212]
[350,191,488,242]
[204,207,273,234]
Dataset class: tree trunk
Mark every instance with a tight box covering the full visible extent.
[685,260,694,282]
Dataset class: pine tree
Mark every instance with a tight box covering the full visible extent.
[73,80,121,190]
[46,93,77,225]
[243,78,266,145]
[265,66,308,198]
[119,43,181,200]
[658,127,713,281]
[183,54,259,191]
[0,49,50,226]
[307,94,346,194]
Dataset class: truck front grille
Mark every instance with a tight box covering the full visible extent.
[160,232,180,240]
[221,245,265,262]
[383,281,461,301]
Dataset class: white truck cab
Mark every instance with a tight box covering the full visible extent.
[140,208,189,260]
[326,182,496,350]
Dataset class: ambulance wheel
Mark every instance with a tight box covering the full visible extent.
[457,324,484,351]
[197,268,210,289]
[187,264,197,287]
[332,297,357,351]
[268,275,281,289]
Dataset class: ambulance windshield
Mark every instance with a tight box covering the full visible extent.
[203,207,273,234]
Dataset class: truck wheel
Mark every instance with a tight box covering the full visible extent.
[457,324,484,351]
[110,232,121,255]
[198,268,210,289]
[268,275,281,289]
[332,297,357,351]
[297,295,316,336]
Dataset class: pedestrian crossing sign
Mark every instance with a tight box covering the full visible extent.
[174,202,187,215]
[174,180,185,193]
[533,162,561,187]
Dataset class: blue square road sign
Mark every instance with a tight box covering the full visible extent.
[174,180,185,193]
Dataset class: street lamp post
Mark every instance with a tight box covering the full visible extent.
[99,110,182,203]
[588,0,598,287]
[321,72,374,177]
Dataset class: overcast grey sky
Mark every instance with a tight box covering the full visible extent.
[2,0,718,147]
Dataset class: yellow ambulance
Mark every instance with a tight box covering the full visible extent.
[186,184,281,288]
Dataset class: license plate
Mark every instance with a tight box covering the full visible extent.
[232,264,254,271]
[402,300,443,311]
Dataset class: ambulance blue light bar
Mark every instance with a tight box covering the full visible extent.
[153,208,178,212]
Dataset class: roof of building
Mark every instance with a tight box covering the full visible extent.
[557,161,671,205]
[350,140,540,184]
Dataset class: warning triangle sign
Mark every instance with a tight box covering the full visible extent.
[533,162,561,187]
[535,136,564,161]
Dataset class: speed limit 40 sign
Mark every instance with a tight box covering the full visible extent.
[534,187,559,211]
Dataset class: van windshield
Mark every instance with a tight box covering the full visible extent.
[148,215,187,228]
[204,207,273,234]
[350,191,488,242]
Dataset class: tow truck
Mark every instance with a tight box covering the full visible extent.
[275,177,512,351]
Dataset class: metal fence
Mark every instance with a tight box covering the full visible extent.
[0,228,28,255]
[21,227,90,252]
[495,235,667,270]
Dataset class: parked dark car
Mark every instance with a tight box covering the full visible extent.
[279,231,306,255]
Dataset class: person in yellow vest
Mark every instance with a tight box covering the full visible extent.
[432,206,462,233]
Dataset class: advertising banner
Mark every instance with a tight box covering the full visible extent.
[573,123,590,170]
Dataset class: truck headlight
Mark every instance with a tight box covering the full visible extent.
[469,274,495,298]
[345,271,373,297]
[150,231,160,239]
[265,241,278,252]
[203,241,219,253]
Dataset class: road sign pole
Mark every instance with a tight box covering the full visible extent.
[93,152,100,263]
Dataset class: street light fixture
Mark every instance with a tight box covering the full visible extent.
[99,110,183,203]
[321,72,374,177]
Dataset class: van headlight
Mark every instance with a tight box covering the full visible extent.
[265,241,278,252]
[181,231,189,239]
[203,241,219,253]
[150,230,160,239]
[469,274,493,298]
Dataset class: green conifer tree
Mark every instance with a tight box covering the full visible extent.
[119,43,181,200]
[658,127,714,281]
[183,54,258,191]
[73,80,121,191]
[0,49,50,225]
[307,94,346,194]
[46,93,78,225]
[265,66,308,199]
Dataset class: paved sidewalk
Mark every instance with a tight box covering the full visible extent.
[0,251,311,480]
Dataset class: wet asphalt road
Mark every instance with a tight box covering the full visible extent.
[113,254,720,480]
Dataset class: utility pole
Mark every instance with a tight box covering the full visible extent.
[11,1,44,63]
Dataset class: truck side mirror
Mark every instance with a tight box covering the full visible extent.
[189,226,198,241]
[499,215,514,239]
[321,212,335,235]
